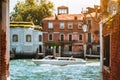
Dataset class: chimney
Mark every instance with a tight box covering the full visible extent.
[74,16,77,20]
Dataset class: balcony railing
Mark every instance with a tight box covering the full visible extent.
[61,51,84,58]
[86,51,100,55]
[58,39,83,43]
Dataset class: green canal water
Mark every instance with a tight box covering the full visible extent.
[10,59,102,80]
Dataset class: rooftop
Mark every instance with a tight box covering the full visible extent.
[43,14,83,21]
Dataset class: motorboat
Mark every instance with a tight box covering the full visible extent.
[32,56,86,66]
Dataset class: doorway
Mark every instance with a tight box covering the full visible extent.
[39,45,42,53]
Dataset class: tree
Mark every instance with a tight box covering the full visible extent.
[10,0,54,25]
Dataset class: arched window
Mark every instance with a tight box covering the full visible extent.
[39,35,42,42]
[60,34,64,41]
[48,34,53,41]
[13,34,18,42]
[69,34,72,41]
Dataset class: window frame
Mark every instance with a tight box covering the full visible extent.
[60,22,64,29]
[39,35,42,42]
[79,34,83,41]
[68,23,73,29]
[103,35,111,68]
[48,22,53,29]
[60,34,64,41]
[48,34,53,41]
[88,19,92,28]
[13,34,18,42]
[69,34,72,41]
[88,33,91,43]
[78,23,82,29]
[26,35,31,42]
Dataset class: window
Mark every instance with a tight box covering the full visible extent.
[13,34,18,42]
[97,47,100,52]
[69,46,72,51]
[60,34,64,41]
[59,9,67,14]
[79,34,82,41]
[48,22,53,29]
[48,34,53,41]
[26,35,31,42]
[60,22,64,29]
[39,35,42,42]
[68,23,73,29]
[39,45,42,53]
[88,20,91,28]
[103,35,110,67]
[88,33,91,43]
[78,23,82,29]
[69,34,72,41]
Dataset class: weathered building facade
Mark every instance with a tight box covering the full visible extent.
[10,22,43,58]
[103,11,120,80]
[42,7,84,57]
[101,0,120,80]
[85,12,100,57]
[42,6,100,58]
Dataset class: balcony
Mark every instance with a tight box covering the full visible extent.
[86,50,100,58]
[58,40,79,45]
[86,41,100,45]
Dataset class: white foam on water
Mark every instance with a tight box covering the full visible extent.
[86,62,100,66]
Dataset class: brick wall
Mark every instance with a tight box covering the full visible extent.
[0,29,7,80]
[103,12,120,80]
[43,20,84,43]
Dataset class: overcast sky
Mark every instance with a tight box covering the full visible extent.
[9,0,100,14]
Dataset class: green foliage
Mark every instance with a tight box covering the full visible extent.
[10,0,54,25]
[44,42,60,47]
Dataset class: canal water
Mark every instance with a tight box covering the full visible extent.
[10,59,102,80]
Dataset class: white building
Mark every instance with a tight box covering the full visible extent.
[10,22,43,56]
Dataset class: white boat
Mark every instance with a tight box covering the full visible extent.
[32,56,86,66]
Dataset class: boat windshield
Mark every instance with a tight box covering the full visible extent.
[44,56,55,59]
[57,57,75,61]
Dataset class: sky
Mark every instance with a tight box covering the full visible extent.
[9,0,100,14]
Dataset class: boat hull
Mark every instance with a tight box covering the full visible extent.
[32,58,86,66]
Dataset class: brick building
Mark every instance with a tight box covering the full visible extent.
[102,11,120,80]
[101,0,120,80]
[85,12,100,57]
[0,0,10,80]
[42,6,100,58]
[42,6,84,57]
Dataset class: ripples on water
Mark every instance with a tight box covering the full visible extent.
[10,59,102,80]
